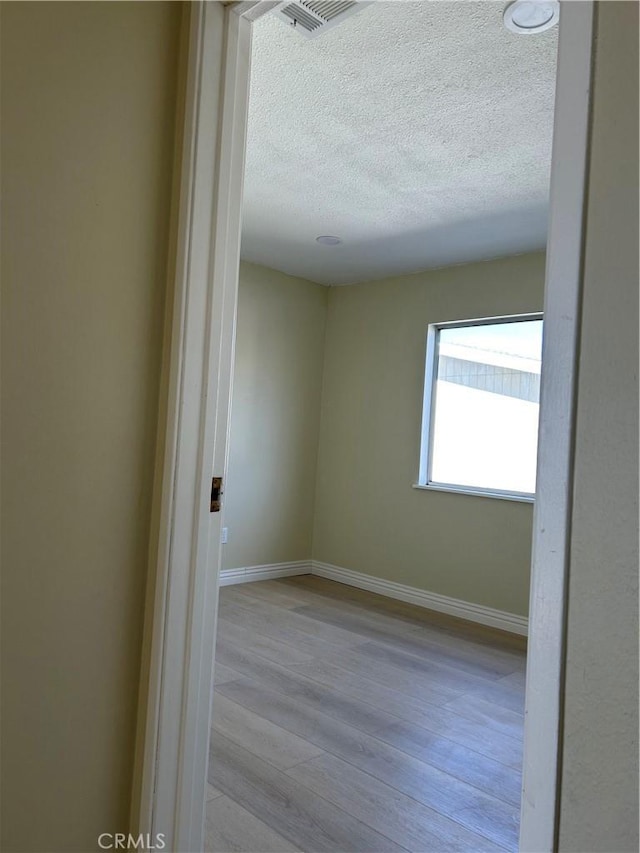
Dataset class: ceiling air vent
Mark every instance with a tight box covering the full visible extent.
[271,1,371,39]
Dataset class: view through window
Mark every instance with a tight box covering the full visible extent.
[421,316,543,497]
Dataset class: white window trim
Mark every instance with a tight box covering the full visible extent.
[417,312,543,502]
[412,482,535,503]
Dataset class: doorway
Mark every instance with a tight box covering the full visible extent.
[135,2,596,851]
[208,3,550,849]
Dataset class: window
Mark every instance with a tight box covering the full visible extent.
[417,314,543,501]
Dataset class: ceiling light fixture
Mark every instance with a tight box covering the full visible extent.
[503,0,559,34]
[316,235,342,246]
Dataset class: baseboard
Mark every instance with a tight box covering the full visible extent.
[311,560,528,636]
[218,557,527,635]
[219,560,311,587]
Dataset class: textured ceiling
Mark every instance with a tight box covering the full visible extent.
[241,1,558,285]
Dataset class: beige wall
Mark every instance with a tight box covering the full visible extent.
[222,262,328,570]
[558,2,639,849]
[1,3,181,850]
[313,253,545,616]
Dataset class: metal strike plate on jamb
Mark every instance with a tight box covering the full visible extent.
[210,477,223,512]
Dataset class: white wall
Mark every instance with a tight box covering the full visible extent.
[558,2,639,849]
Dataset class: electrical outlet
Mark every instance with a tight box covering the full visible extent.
[221,527,228,545]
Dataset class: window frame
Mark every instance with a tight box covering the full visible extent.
[416,312,543,503]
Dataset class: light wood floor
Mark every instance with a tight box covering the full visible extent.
[206,576,526,853]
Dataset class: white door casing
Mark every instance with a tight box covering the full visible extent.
[519,2,595,850]
[132,3,252,851]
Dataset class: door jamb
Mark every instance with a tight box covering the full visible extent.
[134,2,597,850]
[131,3,254,850]
[519,2,595,849]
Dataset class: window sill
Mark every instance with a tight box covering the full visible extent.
[412,482,535,504]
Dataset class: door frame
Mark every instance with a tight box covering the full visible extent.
[519,2,595,849]
[130,3,259,850]
[133,2,596,851]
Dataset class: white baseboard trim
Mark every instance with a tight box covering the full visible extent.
[311,560,528,636]
[219,560,311,587]
[218,557,527,635]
